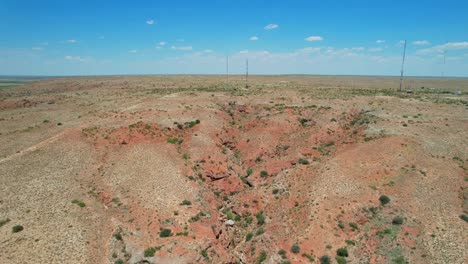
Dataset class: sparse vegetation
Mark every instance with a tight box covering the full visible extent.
[319,255,331,264]
[392,216,404,225]
[71,199,86,208]
[336,247,348,257]
[180,199,192,206]
[159,228,172,237]
[0,218,11,228]
[379,195,391,205]
[255,250,267,264]
[12,225,23,233]
[291,243,300,254]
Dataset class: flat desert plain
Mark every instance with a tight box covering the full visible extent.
[0,75,467,264]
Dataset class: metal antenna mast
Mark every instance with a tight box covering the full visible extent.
[399,40,407,92]
[226,55,229,84]
[245,59,249,88]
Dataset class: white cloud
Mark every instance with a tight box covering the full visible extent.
[171,45,192,51]
[250,36,259,41]
[369,47,383,52]
[67,39,77,43]
[376,40,385,44]
[397,40,406,47]
[42,42,48,46]
[417,42,468,54]
[159,41,166,46]
[129,50,138,53]
[352,47,365,51]
[65,55,85,62]
[264,24,278,30]
[32,47,43,51]
[413,40,430,46]
[297,47,322,53]
[177,39,185,42]
[146,19,155,25]
[305,36,324,42]
[203,49,213,53]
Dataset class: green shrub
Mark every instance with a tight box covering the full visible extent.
[379,195,391,205]
[114,259,124,264]
[255,251,267,264]
[113,232,123,241]
[338,221,345,229]
[167,137,183,144]
[349,222,358,230]
[201,249,209,260]
[336,247,348,257]
[245,232,253,241]
[180,200,192,206]
[272,189,279,194]
[336,256,347,264]
[12,225,23,233]
[247,168,253,176]
[159,228,172,237]
[392,216,404,225]
[319,255,331,264]
[302,253,315,262]
[71,199,86,207]
[0,218,10,227]
[291,243,300,254]
[144,247,156,257]
[254,226,263,235]
[256,212,265,225]
[260,170,269,178]
[298,159,310,165]
[278,249,287,258]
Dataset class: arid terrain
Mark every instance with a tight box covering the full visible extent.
[0,75,467,264]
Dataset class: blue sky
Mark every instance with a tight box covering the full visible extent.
[1,0,468,76]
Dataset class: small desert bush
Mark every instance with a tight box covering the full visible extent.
[392,216,404,225]
[336,247,349,257]
[319,255,331,264]
[291,243,301,254]
[180,200,192,206]
[159,228,172,238]
[379,195,391,205]
[12,225,23,233]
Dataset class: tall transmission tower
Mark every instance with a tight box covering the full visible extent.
[399,40,407,92]
[245,59,249,88]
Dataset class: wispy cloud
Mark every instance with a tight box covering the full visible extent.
[67,39,77,43]
[32,47,43,51]
[352,47,365,51]
[369,47,383,52]
[171,45,192,51]
[297,47,322,53]
[65,55,85,62]
[412,40,430,46]
[305,36,323,42]
[417,42,468,54]
[146,19,155,25]
[376,40,385,44]
[250,36,259,41]
[264,24,278,30]
[203,49,213,53]
[129,49,138,53]
[159,41,166,46]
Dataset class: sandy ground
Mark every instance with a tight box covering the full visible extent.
[0,75,467,264]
